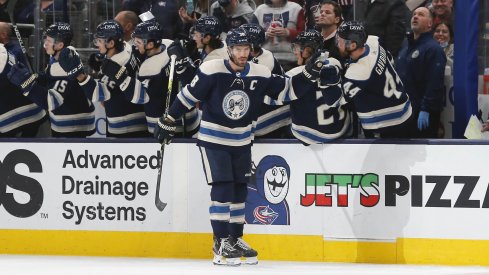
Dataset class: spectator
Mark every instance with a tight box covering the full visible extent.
[251,0,305,71]
[210,0,254,33]
[433,21,453,71]
[314,0,342,61]
[396,7,446,138]
[114,10,139,42]
[363,0,409,58]
[122,0,183,39]
[431,0,452,25]
[0,0,33,24]
[305,0,353,30]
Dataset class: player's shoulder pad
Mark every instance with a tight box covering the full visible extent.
[344,38,378,81]
[285,66,303,77]
[161,39,174,48]
[203,47,228,62]
[139,50,170,77]
[49,62,69,77]
[256,49,275,71]
[198,59,226,75]
[0,43,7,74]
[110,41,132,66]
[247,62,271,78]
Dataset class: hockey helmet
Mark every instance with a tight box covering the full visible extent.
[218,0,231,7]
[240,23,265,48]
[194,16,222,38]
[225,27,251,47]
[337,21,367,47]
[132,20,163,43]
[293,29,323,52]
[95,20,124,42]
[44,22,73,45]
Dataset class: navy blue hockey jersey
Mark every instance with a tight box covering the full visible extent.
[267,64,351,145]
[27,47,95,136]
[252,48,292,137]
[126,45,200,135]
[168,59,315,151]
[78,42,148,137]
[0,45,46,134]
[342,36,412,131]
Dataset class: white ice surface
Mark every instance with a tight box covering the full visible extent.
[1,255,489,275]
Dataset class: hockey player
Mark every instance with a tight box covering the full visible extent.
[274,29,351,144]
[7,22,96,137]
[291,29,324,66]
[192,16,229,63]
[0,43,46,137]
[99,19,199,136]
[59,20,149,138]
[332,21,413,138]
[241,23,291,139]
[153,27,322,265]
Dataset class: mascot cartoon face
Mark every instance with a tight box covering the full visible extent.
[256,155,290,204]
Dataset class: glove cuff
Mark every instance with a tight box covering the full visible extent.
[21,73,38,90]
[302,67,316,82]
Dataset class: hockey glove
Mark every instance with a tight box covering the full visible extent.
[302,52,323,81]
[319,59,342,88]
[7,63,38,93]
[167,41,193,74]
[101,59,128,87]
[58,47,84,79]
[88,53,105,72]
[154,116,176,145]
[417,111,430,131]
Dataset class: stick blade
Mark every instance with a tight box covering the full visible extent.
[155,199,167,211]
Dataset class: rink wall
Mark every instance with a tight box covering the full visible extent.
[0,138,489,266]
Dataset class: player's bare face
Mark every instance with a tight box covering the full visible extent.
[93,38,108,54]
[192,31,205,49]
[335,36,348,58]
[229,45,250,68]
[43,36,57,55]
[132,37,146,55]
[433,23,450,44]
[315,4,338,27]
[411,7,432,34]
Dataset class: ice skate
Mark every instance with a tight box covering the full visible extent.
[230,237,258,265]
[212,237,241,266]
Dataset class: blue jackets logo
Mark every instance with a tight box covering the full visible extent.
[222,90,250,120]
[0,149,43,218]
[245,155,290,225]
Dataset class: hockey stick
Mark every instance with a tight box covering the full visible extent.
[155,54,177,212]
[6,0,33,73]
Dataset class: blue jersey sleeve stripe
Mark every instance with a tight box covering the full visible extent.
[359,101,411,124]
[199,126,252,140]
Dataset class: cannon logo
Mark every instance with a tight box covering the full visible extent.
[0,149,43,218]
